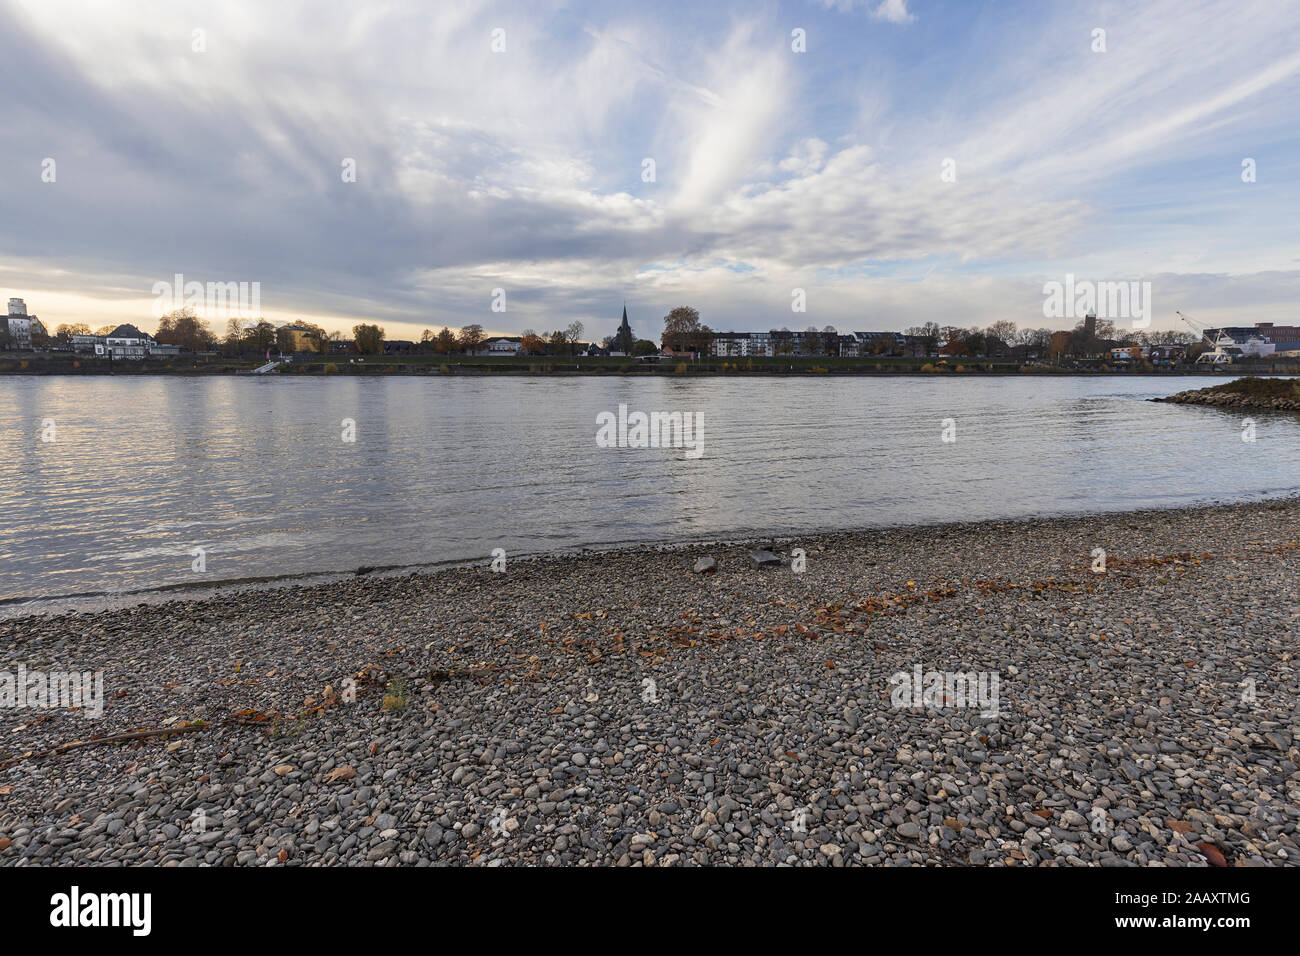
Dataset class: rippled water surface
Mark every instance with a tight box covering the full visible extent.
[2,374,1297,604]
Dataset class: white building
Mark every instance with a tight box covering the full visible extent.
[476,336,522,356]
[710,332,751,357]
[102,323,155,359]
[1,298,31,348]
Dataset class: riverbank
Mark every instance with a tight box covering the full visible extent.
[2,352,1291,377]
[1155,377,1300,411]
[1,498,1297,866]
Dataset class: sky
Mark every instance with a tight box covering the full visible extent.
[1,0,1298,343]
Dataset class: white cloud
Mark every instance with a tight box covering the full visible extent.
[871,0,914,25]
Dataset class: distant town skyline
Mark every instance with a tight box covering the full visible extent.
[2,0,1298,338]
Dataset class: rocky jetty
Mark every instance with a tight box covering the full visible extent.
[1156,377,1300,411]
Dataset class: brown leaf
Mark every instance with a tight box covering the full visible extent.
[1032,809,1052,819]
[324,765,356,784]
[1168,819,1192,834]
[0,837,10,850]
[1197,843,1227,867]
[277,848,289,863]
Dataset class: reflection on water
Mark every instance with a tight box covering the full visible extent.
[1,374,1296,602]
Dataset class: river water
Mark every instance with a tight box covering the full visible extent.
[1,374,1296,608]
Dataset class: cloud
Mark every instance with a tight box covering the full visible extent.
[0,0,1297,340]
[871,0,914,24]
[815,0,914,23]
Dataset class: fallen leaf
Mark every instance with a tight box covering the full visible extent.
[1168,819,1192,834]
[324,765,356,783]
[1197,843,1227,867]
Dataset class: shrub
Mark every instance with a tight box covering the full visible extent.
[324,362,339,374]
[382,677,407,712]
[920,363,936,372]
[674,362,687,374]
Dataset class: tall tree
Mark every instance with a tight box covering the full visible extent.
[54,323,91,346]
[564,321,584,352]
[156,308,216,352]
[353,323,385,354]
[458,324,485,353]
[661,306,711,353]
[434,328,457,353]
[223,318,246,354]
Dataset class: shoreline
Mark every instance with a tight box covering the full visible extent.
[5,491,1299,618]
[2,496,1297,866]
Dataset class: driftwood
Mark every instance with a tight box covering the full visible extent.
[0,662,498,771]
[0,722,210,770]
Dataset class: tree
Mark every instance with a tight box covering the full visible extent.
[54,323,91,346]
[565,321,584,349]
[353,323,385,354]
[307,326,336,354]
[223,318,246,354]
[94,325,116,336]
[434,328,457,353]
[275,325,296,355]
[520,332,546,355]
[246,319,276,352]
[905,322,940,355]
[156,308,216,352]
[631,339,658,356]
[458,324,485,353]
[985,320,1017,356]
[803,326,824,355]
[662,306,711,353]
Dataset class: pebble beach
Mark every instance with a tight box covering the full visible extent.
[1,498,1297,867]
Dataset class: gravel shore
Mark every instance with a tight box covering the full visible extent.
[2,498,1297,867]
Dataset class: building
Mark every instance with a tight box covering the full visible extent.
[1253,323,1300,353]
[474,336,522,356]
[710,332,751,357]
[2,298,32,349]
[1204,323,1300,356]
[855,331,908,356]
[1048,330,1073,359]
[71,333,105,352]
[280,324,318,353]
[611,306,636,354]
[102,323,155,359]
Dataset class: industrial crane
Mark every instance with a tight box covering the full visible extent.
[1176,311,1237,365]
